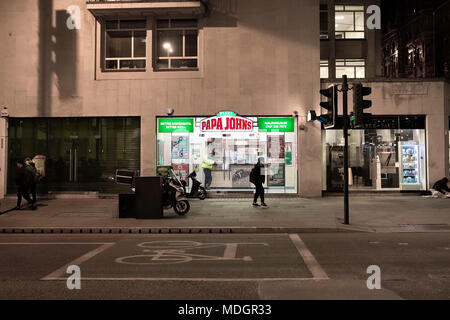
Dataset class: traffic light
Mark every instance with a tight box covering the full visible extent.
[319,85,338,129]
[353,83,372,128]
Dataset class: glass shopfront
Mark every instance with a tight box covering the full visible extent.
[322,116,427,191]
[8,117,140,193]
[157,113,298,193]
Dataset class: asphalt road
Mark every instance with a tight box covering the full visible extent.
[0,233,449,300]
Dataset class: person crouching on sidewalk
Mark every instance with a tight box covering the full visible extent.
[250,157,268,208]
[14,160,36,210]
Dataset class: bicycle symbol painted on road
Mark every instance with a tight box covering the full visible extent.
[115,241,269,265]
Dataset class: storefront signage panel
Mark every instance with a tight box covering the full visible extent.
[258,118,295,132]
[200,112,253,132]
[158,118,194,133]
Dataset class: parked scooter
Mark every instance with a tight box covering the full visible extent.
[161,169,190,215]
[181,171,207,200]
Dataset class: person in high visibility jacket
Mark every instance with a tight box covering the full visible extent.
[202,149,215,189]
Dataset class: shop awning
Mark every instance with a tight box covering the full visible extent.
[86,1,207,18]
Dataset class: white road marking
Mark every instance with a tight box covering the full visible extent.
[398,243,409,246]
[0,243,112,245]
[115,241,265,265]
[289,234,329,280]
[41,243,115,280]
[223,243,238,259]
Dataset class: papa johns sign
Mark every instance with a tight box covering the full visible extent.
[201,112,253,132]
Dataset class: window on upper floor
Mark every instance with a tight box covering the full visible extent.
[336,59,365,78]
[155,18,199,71]
[335,5,365,39]
[320,60,329,78]
[104,20,147,71]
[320,4,329,39]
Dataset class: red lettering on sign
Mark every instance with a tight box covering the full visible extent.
[229,117,236,130]
[217,118,223,130]
[206,120,211,130]
[211,118,217,129]
[236,118,242,130]
[202,121,206,131]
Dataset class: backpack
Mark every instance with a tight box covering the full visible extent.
[249,167,258,184]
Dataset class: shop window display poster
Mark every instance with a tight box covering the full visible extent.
[268,136,285,159]
[231,164,253,188]
[206,138,222,162]
[172,163,189,183]
[285,142,292,165]
[268,163,285,186]
[172,136,189,160]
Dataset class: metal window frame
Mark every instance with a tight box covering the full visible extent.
[104,19,147,70]
[336,59,366,79]
[334,5,366,39]
[156,18,199,70]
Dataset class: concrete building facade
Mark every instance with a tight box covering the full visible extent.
[0,0,448,199]
[0,0,322,197]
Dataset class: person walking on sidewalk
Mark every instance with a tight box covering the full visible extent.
[250,157,268,208]
[14,160,36,210]
[25,157,40,205]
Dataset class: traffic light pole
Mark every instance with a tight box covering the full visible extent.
[342,75,350,225]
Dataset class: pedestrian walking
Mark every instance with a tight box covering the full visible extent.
[14,160,36,210]
[250,157,268,208]
[25,157,40,204]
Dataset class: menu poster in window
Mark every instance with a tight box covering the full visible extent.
[172,136,189,160]
[285,143,292,165]
[191,143,202,163]
[206,138,222,162]
[231,164,253,188]
[268,163,285,186]
[268,136,285,159]
[172,163,189,183]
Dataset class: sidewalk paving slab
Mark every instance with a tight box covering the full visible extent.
[0,196,449,234]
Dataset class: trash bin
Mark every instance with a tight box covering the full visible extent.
[135,177,163,219]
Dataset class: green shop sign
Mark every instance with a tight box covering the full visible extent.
[258,118,295,132]
[158,118,194,133]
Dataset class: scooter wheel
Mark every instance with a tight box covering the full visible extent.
[174,200,190,215]
[198,188,207,200]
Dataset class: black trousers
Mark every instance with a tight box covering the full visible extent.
[253,183,265,203]
[30,183,37,204]
[203,168,212,188]
[17,186,32,208]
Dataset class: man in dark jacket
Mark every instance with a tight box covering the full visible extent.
[250,157,268,208]
[25,157,39,204]
[432,177,450,196]
[14,160,36,210]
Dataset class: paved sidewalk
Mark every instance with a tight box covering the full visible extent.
[0,195,449,233]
